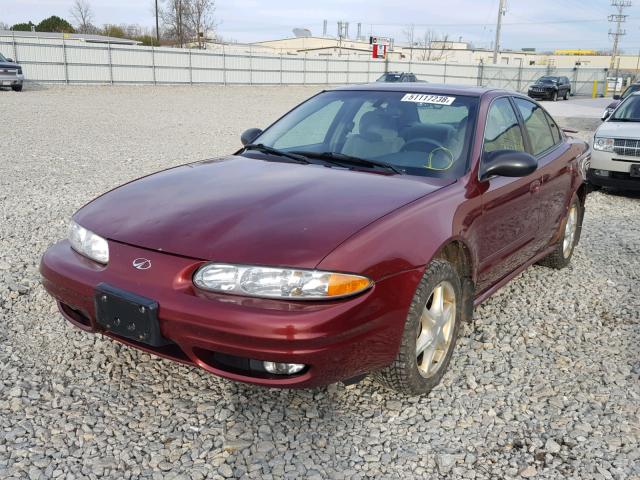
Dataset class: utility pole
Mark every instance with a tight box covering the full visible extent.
[609,0,631,70]
[492,0,507,64]
[155,0,160,44]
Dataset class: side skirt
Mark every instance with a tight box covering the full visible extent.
[472,244,557,307]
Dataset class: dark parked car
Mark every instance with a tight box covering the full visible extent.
[0,53,24,91]
[528,76,571,101]
[377,71,420,82]
[41,84,589,395]
[601,82,640,120]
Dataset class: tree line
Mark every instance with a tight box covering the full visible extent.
[2,0,216,48]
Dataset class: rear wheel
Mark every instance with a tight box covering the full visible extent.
[538,196,582,269]
[563,89,569,100]
[375,260,463,395]
[11,84,22,92]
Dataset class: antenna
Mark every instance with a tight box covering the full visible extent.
[609,0,632,70]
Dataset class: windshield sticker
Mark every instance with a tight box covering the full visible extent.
[401,94,456,105]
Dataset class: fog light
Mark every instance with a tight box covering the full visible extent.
[263,361,305,375]
[594,169,610,177]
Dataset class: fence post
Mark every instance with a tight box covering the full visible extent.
[367,58,371,82]
[477,60,484,86]
[279,53,283,85]
[443,60,447,83]
[11,31,17,62]
[517,61,522,92]
[249,46,253,85]
[222,45,227,85]
[108,42,113,85]
[326,58,329,84]
[151,47,156,85]
[189,49,193,85]
[572,65,578,96]
[345,56,350,84]
[62,37,69,84]
[303,53,307,85]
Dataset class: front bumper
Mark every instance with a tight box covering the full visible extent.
[40,240,421,388]
[587,168,640,190]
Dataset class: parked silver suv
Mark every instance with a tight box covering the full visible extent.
[0,53,24,92]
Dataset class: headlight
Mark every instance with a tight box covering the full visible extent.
[68,220,109,264]
[193,263,373,300]
[593,137,614,152]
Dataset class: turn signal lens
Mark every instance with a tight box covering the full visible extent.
[193,263,373,300]
[327,273,373,297]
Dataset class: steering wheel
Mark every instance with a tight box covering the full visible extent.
[401,138,443,153]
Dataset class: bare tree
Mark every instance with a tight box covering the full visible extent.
[188,0,216,48]
[402,24,415,63]
[417,30,435,61]
[0,21,9,30]
[161,0,192,47]
[70,0,94,33]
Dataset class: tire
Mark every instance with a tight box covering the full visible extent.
[551,90,558,101]
[374,259,464,395]
[11,84,22,92]
[563,89,569,100]
[538,196,582,269]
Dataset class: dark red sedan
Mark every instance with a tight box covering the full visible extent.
[41,84,589,395]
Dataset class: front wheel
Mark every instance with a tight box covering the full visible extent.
[538,196,582,269]
[551,90,558,101]
[375,260,463,395]
[11,84,22,92]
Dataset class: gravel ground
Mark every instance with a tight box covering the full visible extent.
[1,85,639,480]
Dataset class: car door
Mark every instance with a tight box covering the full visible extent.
[513,97,574,250]
[475,96,542,292]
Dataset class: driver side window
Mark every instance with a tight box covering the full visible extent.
[483,98,526,153]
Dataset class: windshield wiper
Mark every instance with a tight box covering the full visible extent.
[291,151,402,174]
[243,144,310,164]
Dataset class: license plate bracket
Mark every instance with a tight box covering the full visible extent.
[94,283,169,347]
[630,164,640,178]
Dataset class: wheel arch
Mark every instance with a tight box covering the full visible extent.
[432,238,476,323]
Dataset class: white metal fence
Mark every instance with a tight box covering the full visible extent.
[1,34,609,96]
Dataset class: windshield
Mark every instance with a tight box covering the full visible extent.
[249,90,479,179]
[0,53,6,62]
[536,77,558,84]
[377,73,402,82]
[610,95,640,121]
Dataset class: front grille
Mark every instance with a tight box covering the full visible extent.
[613,138,640,157]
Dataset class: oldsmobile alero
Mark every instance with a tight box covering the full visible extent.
[40,84,589,395]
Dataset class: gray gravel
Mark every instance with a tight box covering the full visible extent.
[1,85,639,479]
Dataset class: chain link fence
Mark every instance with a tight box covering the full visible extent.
[1,34,609,96]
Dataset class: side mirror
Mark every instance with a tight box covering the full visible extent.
[240,128,263,146]
[480,150,538,181]
[601,110,611,121]
[613,94,621,100]
[6,58,14,63]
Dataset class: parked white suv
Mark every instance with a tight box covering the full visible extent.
[589,92,640,191]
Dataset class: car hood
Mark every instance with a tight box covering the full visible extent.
[596,121,640,139]
[75,155,452,268]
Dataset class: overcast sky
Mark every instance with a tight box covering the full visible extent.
[3,0,640,52]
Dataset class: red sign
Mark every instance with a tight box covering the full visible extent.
[372,44,387,59]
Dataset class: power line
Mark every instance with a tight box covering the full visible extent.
[609,0,632,69]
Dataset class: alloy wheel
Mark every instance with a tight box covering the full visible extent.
[562,205,578,258]
[416,281,456,378]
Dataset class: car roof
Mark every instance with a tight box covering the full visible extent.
[331,82,503,97]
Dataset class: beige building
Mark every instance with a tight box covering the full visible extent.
[247,36,639,71]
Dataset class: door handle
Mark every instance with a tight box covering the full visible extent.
[530,180,541,193]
